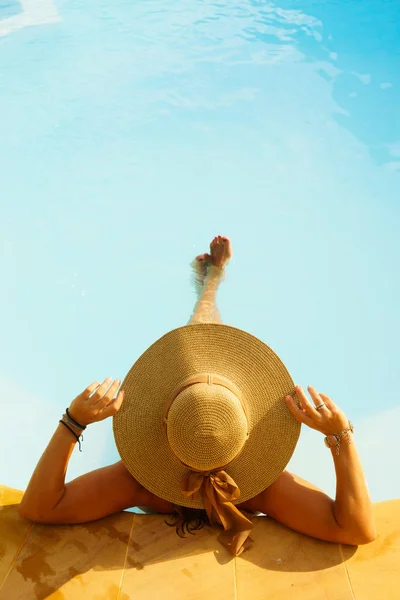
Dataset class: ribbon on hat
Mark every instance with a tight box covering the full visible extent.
[181,469,254,556]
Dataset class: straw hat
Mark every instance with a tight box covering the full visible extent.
[113,323,300,509]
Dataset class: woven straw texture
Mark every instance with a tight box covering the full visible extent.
[113,323,300,509]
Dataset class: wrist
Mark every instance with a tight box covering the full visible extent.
[60,417,83,437]
[324,422,354,456]
[65,407,88,429]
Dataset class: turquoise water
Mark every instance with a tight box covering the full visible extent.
[1,1,399,502]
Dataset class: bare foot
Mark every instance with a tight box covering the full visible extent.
[191,252,211,288]
[194,252,211,273]
[195,253,211,266]
[210,236,232,268]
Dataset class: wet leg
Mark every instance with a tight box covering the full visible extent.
[188,236,232,324]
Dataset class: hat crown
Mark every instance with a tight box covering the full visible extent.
[166,382,248,471]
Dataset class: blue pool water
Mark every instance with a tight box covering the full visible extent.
[0,1,399,502]
[0,0,21,19]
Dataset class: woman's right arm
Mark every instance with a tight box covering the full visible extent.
[18,378,144,523]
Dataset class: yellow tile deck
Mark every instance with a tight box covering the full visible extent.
[1,485,399,599]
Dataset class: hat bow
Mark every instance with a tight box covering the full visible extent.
[181,469,254,556]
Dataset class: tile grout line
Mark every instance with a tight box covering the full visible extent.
[339,544,356,600]
[0,522,34,596]
[233,556,238,600]
[116,513,137,600]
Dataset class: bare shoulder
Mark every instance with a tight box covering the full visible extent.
[113,460,148,498]
[255,469,325,511]
[251,470,332,520]
[110,460,162,509]
[249,470,352,544]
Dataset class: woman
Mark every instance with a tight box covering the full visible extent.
[18,236,376,556]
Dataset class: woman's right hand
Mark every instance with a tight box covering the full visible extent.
[67,377,125,427]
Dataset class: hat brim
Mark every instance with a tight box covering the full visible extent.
[113,323,300,509]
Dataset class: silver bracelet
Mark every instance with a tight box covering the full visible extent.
[324,422,354,456]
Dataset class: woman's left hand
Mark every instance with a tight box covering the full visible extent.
[285,385,350,435]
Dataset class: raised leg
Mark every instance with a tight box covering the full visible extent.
[188,236,232,325]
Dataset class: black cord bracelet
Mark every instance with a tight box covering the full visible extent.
[65,408,87,430]
[59,420,83,452]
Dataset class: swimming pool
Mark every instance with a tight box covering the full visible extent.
[1,0,399,503]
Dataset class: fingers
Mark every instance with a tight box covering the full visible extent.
[101,390,125,419]
[307,385,329,412]
[294,385,320,418]
[80,378,116,402]
[81,381,102,399]
[319,392,336,411]
[81,377,122,411]
[285,385,328,431]
[285,393,313,426]
[90,378,121,408]
[286,385,350,435]
[84,377,111,404]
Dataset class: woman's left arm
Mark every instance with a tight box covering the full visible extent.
[330,428,376,541]
[257,385,376,546]
[288,385,376,543]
